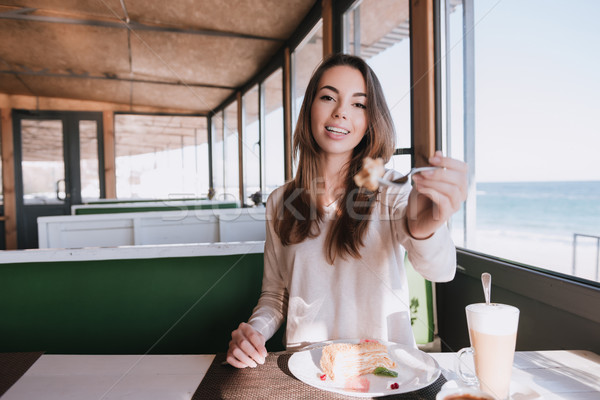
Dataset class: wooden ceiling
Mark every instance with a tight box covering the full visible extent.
[0,0,317,113]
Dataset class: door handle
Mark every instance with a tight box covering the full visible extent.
[56,179,66,201]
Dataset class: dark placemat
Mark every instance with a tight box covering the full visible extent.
[193,353,446,400]
[0,352,45,397]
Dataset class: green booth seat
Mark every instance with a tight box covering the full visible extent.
[38,208,266,249]
[0,244,437,355]
[82,197,208,205]
[72,199,239,215]
[0,243,284,355]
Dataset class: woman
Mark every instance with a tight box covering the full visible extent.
[227,53,467,368]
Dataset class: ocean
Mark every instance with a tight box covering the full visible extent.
[450,181,600,281]
[476,181,600,239]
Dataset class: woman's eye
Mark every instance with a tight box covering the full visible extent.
[354,103,367,109]
[320,95,334,101]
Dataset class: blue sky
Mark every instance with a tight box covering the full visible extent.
[472,0,599,182]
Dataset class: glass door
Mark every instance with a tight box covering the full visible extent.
[13,110,104,249]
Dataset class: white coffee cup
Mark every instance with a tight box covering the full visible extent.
[456,303,520,400]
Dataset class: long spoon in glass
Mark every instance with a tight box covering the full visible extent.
[481,272,492,305]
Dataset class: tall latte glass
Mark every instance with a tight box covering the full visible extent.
[457,303,520,400]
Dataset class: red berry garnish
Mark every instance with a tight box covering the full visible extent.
[320,374,327,381]
[390,382,399,390]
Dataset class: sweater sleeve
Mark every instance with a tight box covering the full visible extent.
[247,190,288,341]
[396,208,457,282]
[384,171,457,282]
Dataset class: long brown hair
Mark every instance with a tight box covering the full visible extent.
[274,53,395,263]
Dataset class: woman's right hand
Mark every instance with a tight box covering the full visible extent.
[226,322,268,368]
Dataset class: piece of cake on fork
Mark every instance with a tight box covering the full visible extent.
[353,157,385,191]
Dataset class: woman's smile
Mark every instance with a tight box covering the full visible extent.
[325,124,351,138]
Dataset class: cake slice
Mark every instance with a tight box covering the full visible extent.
[320,341,396,381]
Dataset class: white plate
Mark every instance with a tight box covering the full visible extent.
[288,340,441,398]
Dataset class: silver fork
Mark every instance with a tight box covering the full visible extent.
[378,166,441,186]
[220,343,332,365]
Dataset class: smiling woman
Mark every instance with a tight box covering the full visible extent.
[226,53,467,368]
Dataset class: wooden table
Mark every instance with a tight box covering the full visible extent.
[2,351,599,399]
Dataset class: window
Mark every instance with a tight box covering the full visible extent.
[79,120,101,201]
[0,133,3,206]
[211,111,225,198]
[21,119,64,204]
[444,0,467,245]
[114,114,209,199]
[243,85,261,206]
[446,0,600,282]
[343,0,412,173]
[224,102,240,203]
[292,21,323,141]
[263,68,285,197]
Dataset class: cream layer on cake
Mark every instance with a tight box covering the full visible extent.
[320,341,396,381]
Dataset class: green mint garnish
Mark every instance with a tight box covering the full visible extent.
[373,366,398,377]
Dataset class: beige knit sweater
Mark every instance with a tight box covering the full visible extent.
[248,170,456,350]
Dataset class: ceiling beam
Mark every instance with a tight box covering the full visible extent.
[0,7,284,42]
[0,69,236,90]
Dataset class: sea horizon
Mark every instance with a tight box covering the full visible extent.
[451,180,600,282]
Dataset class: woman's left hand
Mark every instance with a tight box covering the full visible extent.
[406,151,468,239]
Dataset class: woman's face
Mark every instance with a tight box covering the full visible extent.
[310,65,368,160]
